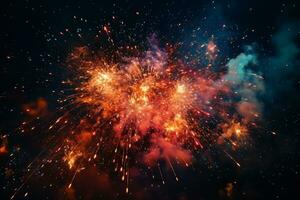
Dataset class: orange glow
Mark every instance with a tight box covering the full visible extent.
[64,150,83,169]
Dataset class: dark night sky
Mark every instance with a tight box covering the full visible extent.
[1,0,300,200]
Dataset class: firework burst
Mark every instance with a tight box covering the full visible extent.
[44,37,261,193]
[9,36,263,199]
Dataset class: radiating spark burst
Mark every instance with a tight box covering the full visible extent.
[11,37,262,198]
[55,38,259,192]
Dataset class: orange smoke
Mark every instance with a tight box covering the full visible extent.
[22,97,48,117]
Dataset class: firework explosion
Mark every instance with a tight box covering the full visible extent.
[13,36,259,196]
[5,32,265,199]
[2,1,300,199]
